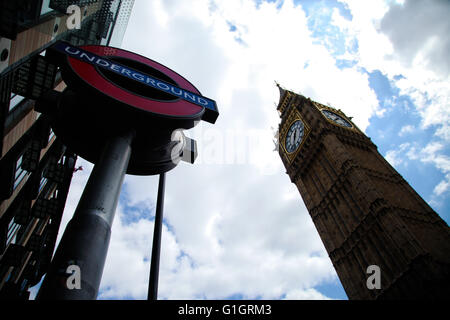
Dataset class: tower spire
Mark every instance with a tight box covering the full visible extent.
[275,81,285,98]
[275,81,288,112]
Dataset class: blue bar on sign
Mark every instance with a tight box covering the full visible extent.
[52,41,218,115]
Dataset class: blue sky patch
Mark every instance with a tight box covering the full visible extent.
[315,280,348,300]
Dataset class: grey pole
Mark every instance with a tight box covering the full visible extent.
[147,172,165,300]
[37,130,135,300]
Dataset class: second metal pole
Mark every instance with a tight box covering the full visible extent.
[148,172,166,300]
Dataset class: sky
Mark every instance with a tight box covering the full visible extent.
[31,0,449,300]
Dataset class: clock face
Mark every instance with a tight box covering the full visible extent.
[321,110,352,128]
[285,120,305,153]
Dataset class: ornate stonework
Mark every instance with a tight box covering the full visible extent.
[277,86,450,299]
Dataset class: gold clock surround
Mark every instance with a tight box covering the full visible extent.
[281,105,310,164]
[312,101,359,132]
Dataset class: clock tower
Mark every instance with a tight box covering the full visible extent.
[276,84,450,299]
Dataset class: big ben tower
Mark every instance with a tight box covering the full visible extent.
[276,84,450,299]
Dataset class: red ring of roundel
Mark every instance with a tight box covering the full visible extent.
[68,45,204,117]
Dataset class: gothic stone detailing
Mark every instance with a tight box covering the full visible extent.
[277,90,450,299]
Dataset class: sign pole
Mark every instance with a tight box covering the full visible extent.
[35,41,217,300]
[147,172,166,300]
[37,130,135,300]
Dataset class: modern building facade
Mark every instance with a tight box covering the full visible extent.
[276,84,450,299]
[0,0,134,299]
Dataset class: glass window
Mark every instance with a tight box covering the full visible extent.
[14,155,29,190]
[40,0,54,16]
[21,279,28,292]
[39,176,48,194]
[7,219,21,246]
[48,128,56,143]
[9,93,25,112]
[50,187,58,199]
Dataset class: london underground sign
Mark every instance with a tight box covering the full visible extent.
[47,41,219,124]
[37,41,218,300]
[41,41,219,175]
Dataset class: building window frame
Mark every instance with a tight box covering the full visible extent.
[40,0,55,17]
[38,175,48,195]
[9,92,26,113]
[6,219,21,247]
[48,128,56,144]
[13,154,30,191]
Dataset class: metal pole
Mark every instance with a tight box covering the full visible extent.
[37,130,135,300]
[147,172,165,300]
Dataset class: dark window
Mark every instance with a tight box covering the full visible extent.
[13,155,30,190]
[9,93,26,113]
[7,219,21,247]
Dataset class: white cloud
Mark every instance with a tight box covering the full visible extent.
[99,210,155,299]
[386,141,450,200]
[336,0,450,142]
[34,0,448,300]
[380,0,450,78]
[48,157,337,300]
[124,0,380,133]
[52,0,353,297]
[399,124,414,136]
[434,178,450,197]
[283,288,331,300]
[384,142,411,167]
[96,166,338,300]
[385,150,402,167]
[419,142,450,197]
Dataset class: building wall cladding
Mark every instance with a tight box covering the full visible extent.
[0,0,134,299]
[277,88,450,299]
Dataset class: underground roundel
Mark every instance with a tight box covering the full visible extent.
[47,41,219,124]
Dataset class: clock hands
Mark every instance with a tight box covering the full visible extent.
[286,120,306,153]
[290,129,295,146]
[323,110,352,128]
